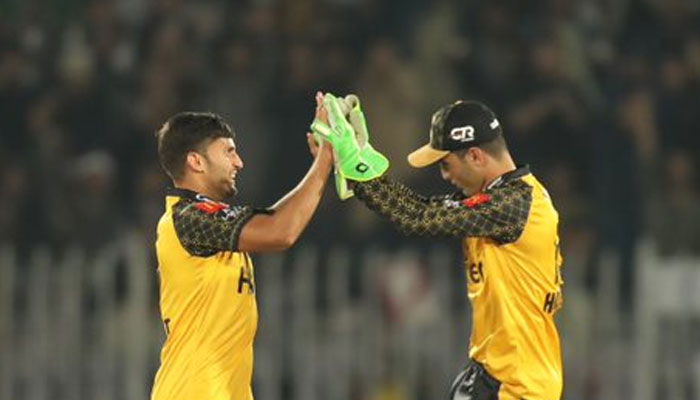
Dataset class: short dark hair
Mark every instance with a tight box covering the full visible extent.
[454,134,509,159]
[156,112,234,180]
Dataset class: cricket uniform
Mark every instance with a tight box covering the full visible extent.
[354,166,564,400]
[151,188,267,400]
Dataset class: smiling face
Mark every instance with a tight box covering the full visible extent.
[200,137,243,200]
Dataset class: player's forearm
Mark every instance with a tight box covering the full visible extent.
[268,152,332,247]
[355,176,533,241]
[353,176,435,236]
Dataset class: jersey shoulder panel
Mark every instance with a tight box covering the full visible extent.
[171,197,255,257]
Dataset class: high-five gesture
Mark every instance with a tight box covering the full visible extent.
[310,92,390,199]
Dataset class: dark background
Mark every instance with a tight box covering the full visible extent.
[1,1,699,399]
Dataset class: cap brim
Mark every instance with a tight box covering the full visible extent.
[407,144,450,168]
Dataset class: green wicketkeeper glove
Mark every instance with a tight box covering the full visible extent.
[310,104,353,199]
[311,93,389,199]
[342,94,389,178]
[326,95,358,199]
[326,94,363,200]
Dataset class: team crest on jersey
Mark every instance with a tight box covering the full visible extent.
[462,193,491,208]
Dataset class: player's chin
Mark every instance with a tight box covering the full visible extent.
[229,181,239,197]
[451,180,466,191]
[457,182,477,196]
[220,181,238,199]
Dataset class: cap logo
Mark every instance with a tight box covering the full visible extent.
[490,119,500,129]
[449,125,475,142]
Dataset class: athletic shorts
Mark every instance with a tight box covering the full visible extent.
[447,360,501,400]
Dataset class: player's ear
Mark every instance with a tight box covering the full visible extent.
[471,147,489,166]
[186,151,207,174]
[466,147,480,164]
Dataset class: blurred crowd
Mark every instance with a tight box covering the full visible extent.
[1,0,699,309]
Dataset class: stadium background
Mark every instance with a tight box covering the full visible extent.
[1,0,699,399]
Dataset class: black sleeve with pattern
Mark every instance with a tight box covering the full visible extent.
[172,199,259,256]
[426,191,467,205]
[388,186,464,205]
[353,176,533,244]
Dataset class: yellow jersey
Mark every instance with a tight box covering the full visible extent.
[151,188,263,400]
[354,166,564,400]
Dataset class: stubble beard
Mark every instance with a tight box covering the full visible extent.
[220,179,237,201]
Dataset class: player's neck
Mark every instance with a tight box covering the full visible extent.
[482,154,517,189]
[174,177,222,201]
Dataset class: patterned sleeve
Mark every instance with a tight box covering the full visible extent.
[171,199,265,256]
[353,176,533,244]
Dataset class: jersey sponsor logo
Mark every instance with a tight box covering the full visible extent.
[462,193,491,208]
[195,201,228,214]
[162,318,171,336]
[443,199,462,208]
[468,261,484,284]
[220,206,246,221]
[450,125,475,142]
[238,263,255,294]
[543,290,563,314]
[194,201,245,222]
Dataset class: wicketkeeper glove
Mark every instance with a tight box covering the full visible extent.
[311,93,389,200]
[342,94,389,179]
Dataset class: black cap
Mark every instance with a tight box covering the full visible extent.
[408,100,502,168]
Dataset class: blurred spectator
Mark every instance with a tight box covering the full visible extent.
[55,25,117,153]
[0,161,31,244]
[0,46,33,154]
[205,34,273,204]
[593,86,658,311]
[413,0,464,109]
[266,41,324,191]
[378,251,441,400]
[25,91,76,248]
[542,162,595,275]
[656,50,699,156]
[457,1,521,109]
[132,163,169,243]
[507,30,591,177]
[356,38,422,182]
[339,38,423,238]
[68,151,121,249]
[647,150,700,257]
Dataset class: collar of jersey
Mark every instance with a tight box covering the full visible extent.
[484,164,530,191]
[166,187,222,204]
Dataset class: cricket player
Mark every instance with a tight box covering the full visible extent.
[312,95,564,400]
[150,95,332,400]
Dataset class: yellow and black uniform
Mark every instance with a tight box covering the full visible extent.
[151,188,268,400]
[354,166,564,400]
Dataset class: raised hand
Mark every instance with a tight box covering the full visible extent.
[339,94,389,180]
[310,93,390,200]
[307,91,331,159]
